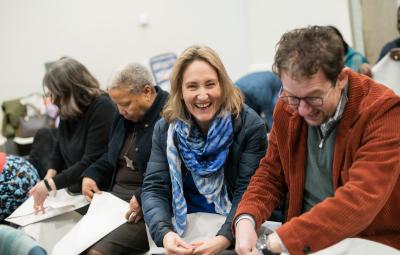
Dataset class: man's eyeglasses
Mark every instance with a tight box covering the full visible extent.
[279,86,334,107]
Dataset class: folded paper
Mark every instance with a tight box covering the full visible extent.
[6,188,88,226]
[51,192,129,255]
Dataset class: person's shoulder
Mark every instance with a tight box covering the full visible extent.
[242,104,258,117]
[380,38,399,55]
[350,74,400,111]
[236,71,277,86]
[154,118,169,132]
[369,82,399,103]
[85,94,116,121]
[152,118,169,146]
[359,82,400,123]
[156,86,170,97]
[233,106,267,145]
[349,50,364,59]
[153,87,169,111]
[239,105,265,128]
[94,94,114,106]
[91,94,116,112]
[387,37,400,46]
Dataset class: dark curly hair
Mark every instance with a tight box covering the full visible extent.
[272,25,344,85]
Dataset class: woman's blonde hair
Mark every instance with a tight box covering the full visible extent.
[43,57,102,119]
[162,45,244,123]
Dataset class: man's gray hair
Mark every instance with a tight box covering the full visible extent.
[108,63,155,93]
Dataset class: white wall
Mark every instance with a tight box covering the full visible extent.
[245,0,352,71]
[0,0,249,98]
[0,0,352,120]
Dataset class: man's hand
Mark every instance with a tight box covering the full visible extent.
[235,219,259,255]
[359,63,373,78]
[267,233,284,254]
[125,195,143,223]
[163,231,194,255]
[82,177,101,202]
[192,235,230,255]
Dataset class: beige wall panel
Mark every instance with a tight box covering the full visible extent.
[361,0,398,63]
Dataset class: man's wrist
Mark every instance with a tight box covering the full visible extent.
[234,214,256,228]
[268,232,288,253]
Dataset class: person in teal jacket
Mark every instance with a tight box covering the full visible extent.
[328,26,372,77]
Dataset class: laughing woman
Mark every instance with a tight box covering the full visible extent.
[142,45,267,255]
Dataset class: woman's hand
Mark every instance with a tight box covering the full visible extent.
[28,178,56,214]
[44,169,57,179]
[163,231,194,255]
[82,177,101,202]
[125,195,142,223]
[192,235,230,255]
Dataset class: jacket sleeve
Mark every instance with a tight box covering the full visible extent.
[81,151,113,190]
[141,119,174,246]
[233,104,289,233]
[276,97,400,254]
[48,136,64,173]
[81,115,121,190]
[53,99,116,189]
[217,109,267,244]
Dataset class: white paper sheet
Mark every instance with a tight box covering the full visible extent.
[147,212,226,254]
[5,188,89,226]
[147,214,397,255]
[21,211,82,254]
[146,212,282,254]
[304,237,399,255]
[51,192,129,255]
[372,54,400,95]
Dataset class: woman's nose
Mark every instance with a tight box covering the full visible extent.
[196,87,209,100]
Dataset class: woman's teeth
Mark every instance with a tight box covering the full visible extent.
[195,103,211,109]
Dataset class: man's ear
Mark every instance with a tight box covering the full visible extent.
[143,84,152,98]
[337,68,350,89]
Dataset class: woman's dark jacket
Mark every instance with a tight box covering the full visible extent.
[142,105,267,246]
[51,94,116,193]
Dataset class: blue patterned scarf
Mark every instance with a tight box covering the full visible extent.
[167,112,233,235]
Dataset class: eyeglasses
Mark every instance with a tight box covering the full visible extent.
[279,86,334,107]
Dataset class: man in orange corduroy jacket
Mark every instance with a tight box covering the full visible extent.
[234,26,400,255]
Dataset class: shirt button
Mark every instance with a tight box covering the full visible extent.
[144,124,149,128]
[135,147,139,151]
[303,245,311,253]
